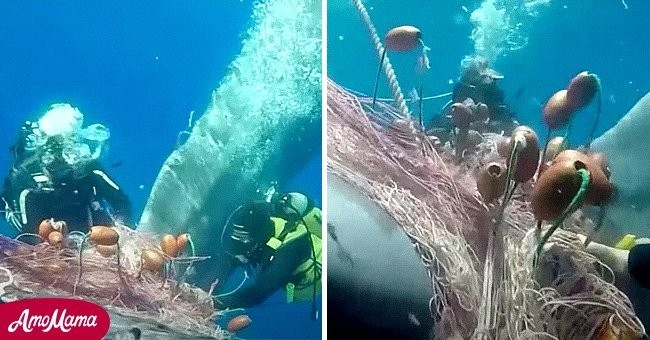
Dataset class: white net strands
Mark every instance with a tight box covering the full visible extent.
[0,225,227,339]
[326,78,645,340]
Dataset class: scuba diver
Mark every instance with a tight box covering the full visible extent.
[427,56,519,137]
[214,188,322,319]
[1,117,132,239]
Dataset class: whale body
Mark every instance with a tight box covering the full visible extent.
[327,172,435,339]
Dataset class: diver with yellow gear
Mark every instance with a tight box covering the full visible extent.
[214,190,322,319]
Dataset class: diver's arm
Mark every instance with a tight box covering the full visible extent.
[2,174,10,198]
[579,234,650,289]
[1,176,12,213]
[2,171,39,233]
[213,255,240,287]
[90,167,133,225]
[216,234,311,309]
[21,193,52,234]
[1,173,21,231]
[1,167,22,206]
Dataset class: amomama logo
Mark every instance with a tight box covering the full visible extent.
[0,297,110,339]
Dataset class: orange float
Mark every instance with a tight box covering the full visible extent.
[141,249,165,272]
[553,150,613,206]
[507,126,540,183]
[543,90,573,129]
[384,26,421,52]
[227,315,252,333]
[48,231,63,247]
[531,160,585,221]
[451,103,472,130]
[176,233,190,252]
[477,163,508,203]
[160,234,179,258]
[88,226,119,246]
[38,219,54,241]
[566,71,600,110]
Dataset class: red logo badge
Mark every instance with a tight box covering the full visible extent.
[0,297,110,339]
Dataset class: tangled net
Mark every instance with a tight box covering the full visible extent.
[327,78,645,339]
[0,225,228,339]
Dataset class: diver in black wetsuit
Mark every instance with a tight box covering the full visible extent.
[452,57,513,123]
[214,193,322,317]
[1,121,132,237]
[428,56,519,136]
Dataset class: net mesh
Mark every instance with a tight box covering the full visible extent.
[0,225,227,339]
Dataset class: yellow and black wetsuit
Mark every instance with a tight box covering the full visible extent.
[216,206,322,310]
[269,208,322,304]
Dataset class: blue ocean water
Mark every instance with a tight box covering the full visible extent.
[0,1,321,339]
[328,0,649,145]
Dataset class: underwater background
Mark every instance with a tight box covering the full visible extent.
[0,1,321,339]
[328,0,649,146]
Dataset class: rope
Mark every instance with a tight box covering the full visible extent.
[342,86,452,102]
[352,0,409,117]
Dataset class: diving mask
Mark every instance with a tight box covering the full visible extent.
[21,104,109,176]
[276,192,310,220]
[40,130,99,182]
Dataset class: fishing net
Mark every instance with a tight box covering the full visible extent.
[327,78,645,339]
[0,225,229,339]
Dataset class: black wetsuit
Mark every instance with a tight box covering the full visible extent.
[629,243,650,289]
[427,81,515,134]
[452,81,514,122]
[1,160,132,235]
[215,232,312,309]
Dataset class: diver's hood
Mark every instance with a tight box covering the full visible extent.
[480,67,504,83]
[460,56,504,85]
[277,192,310,219]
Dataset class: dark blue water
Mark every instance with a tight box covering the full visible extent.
[0,1,321,339]
[328,0,649,145]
